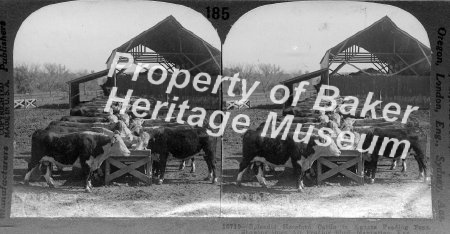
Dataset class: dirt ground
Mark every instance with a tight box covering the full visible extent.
[11,107,432,218]
[220,108,432,218]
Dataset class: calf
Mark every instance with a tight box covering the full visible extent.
[25,130,130,192]
[237,129,341,191]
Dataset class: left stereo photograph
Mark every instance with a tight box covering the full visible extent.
[12,0,222,217]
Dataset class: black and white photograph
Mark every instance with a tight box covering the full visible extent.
[12,0,222,217]
[220,1,431,217]
[3,0,450,232]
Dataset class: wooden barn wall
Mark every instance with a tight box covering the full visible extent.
[329,75,430,109]
[112,72,220,110]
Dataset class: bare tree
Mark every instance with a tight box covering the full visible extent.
[257,63,284,98]
[43,63,70,95]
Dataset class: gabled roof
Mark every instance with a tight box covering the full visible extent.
[320,16,431,74]
[106,15,220,74]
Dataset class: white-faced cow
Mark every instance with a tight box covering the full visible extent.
[25,130,130,192]
[237,129,341,191]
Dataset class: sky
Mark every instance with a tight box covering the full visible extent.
[223,1,431,73]
[14,1,430,74]
[13,0,221,72]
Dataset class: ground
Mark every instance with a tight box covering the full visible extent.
[11,106,431,217]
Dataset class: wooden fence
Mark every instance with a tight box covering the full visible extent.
[329,75,430,109]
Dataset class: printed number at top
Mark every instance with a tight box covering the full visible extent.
[206,7,229,20]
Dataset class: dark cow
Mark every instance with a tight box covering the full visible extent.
[70,106,108,117]
[145,125,217,185]
[24,130,130,192]
[237,129,341,191]
[359,128,427,183]
[60,116,108,123]
[48,120,116,130]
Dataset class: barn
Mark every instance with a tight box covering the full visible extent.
[282,16,431,109]
[68,15,221,110]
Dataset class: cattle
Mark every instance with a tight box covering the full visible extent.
[237,129,341,191]
[145,125,217,185]
[48,120,117,130]
[24,130,130,192]
[60,116,108,123]
[358,128,427,183]
[70,105,108,117]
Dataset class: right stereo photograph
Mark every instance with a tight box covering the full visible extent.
[221,1,431,218]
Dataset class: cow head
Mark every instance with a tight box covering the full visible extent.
[132,131,150,150]
[118,113,130,127]
[114,120,133,141]
[86,133,130,171]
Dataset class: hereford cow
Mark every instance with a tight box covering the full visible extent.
[25,130,130,192]
[237,129,341,191]
[145,125,217,185]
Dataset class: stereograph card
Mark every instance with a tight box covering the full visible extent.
[0,0,449,233]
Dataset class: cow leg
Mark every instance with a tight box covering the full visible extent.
[85,171,93,193]
[203,155,217,184]
[369,164,377,184]
[401,159,407,172]
[365,155,378,184]
[202,144,217,184]
[43,163,55,188]
[179,160,186,171]
[81,160,93,193]
[24,166,38,185]
[152,160,160,178]
[412,151,427,182]
[190,158,196,173]
[236,159,251,186]
[293,159,304,192]
[297,172,305,192]
[254,163,267,188]
[157,153,169,185]
[390,159,397,170]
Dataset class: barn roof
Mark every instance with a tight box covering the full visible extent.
[280,68,328,86]
[67,69,108,85]
[106,15,220,74]
[320,16,431,74]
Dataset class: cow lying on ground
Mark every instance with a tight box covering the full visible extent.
[145,125,217,184]
[237,128,341,191]
[25,130,130,192]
